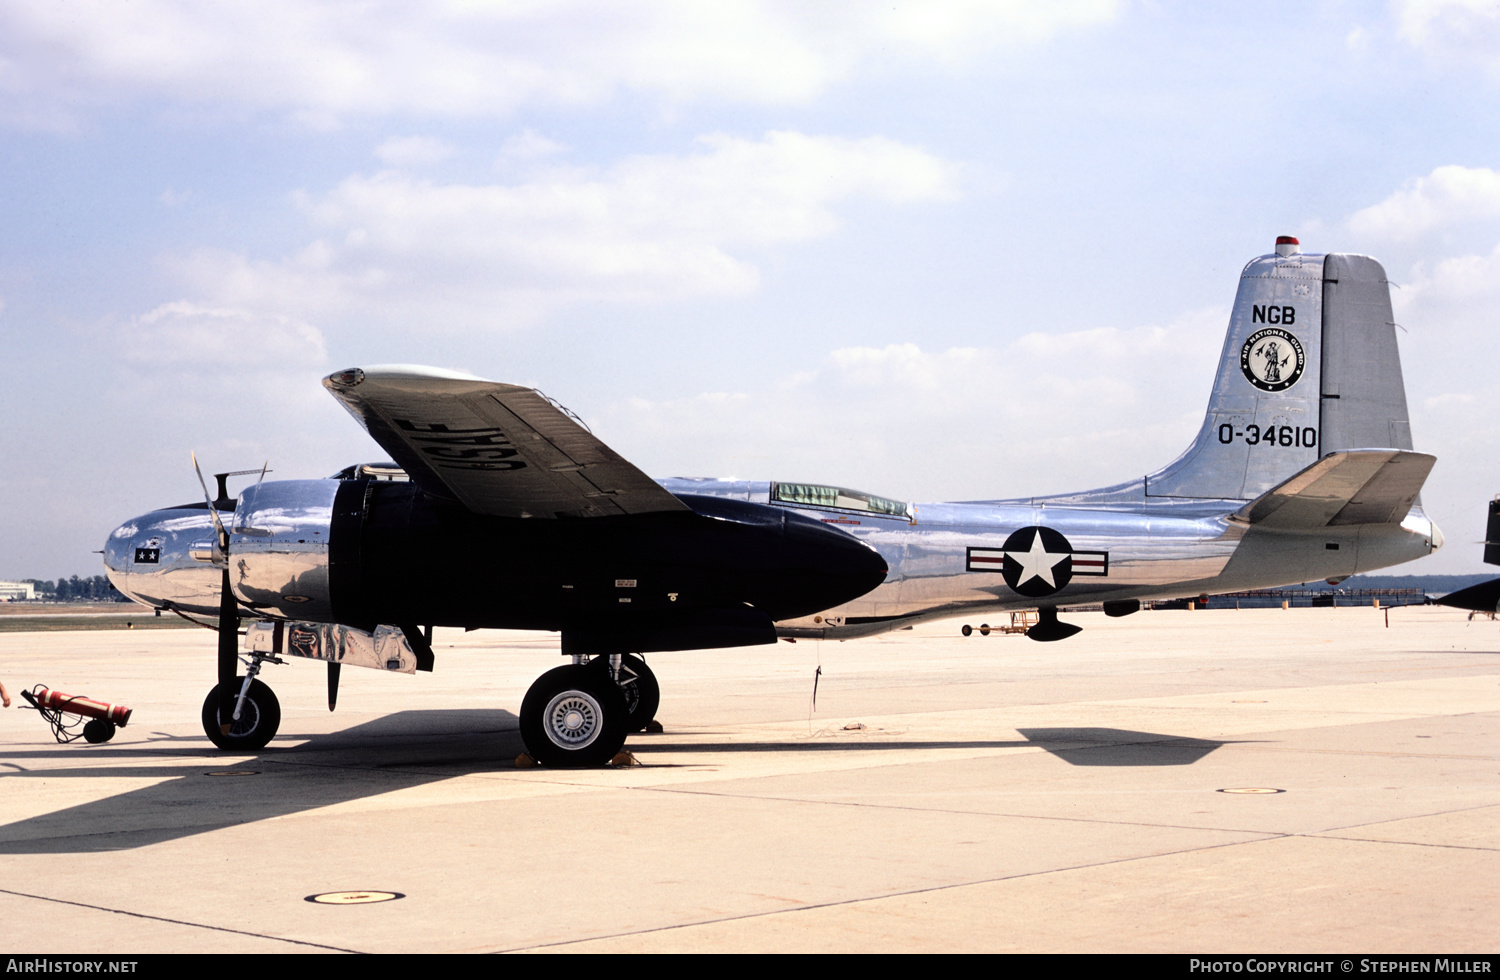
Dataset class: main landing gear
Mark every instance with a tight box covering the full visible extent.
[194,641,661,766]
[202,652,283,751]
[519,654,660,768]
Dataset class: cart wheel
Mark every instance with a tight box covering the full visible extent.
[82,719,116,744]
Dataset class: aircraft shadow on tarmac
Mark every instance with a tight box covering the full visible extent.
[654,727,1229,767]
[0,716,1226,853]
[0,709,526,854]
[1014,728,1226,766]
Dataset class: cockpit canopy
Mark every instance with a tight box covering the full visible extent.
[770,482,910,519]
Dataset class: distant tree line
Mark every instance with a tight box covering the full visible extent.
[23,575,130,602]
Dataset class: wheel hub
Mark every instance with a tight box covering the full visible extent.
[544,691,601,749]
[227,699,259,736]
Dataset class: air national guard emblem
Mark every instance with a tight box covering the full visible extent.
[966,526,1109,598]
[1240,328,1305,393]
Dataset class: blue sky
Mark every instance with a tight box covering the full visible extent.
[2,0,1498,578]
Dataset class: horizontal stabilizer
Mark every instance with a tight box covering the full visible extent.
[1231,450,1435,529]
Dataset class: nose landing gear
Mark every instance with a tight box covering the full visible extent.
[201,652,283,751]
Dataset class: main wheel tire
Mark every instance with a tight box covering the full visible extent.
[520,665,629,768]
[201,678,281,751]
[961,624,973,637]
[586,654,661,732]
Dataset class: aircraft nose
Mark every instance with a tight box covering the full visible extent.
[103,521,139,576]
[782,514,890,609]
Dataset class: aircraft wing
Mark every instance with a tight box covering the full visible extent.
[1231,449,1436,529]
[323,366,689,519]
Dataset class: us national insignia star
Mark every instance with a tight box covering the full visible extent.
[965,526,1109,598]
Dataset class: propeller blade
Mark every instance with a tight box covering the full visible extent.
[191,452,230,551]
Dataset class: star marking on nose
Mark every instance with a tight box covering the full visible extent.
[1007,528,1069,589]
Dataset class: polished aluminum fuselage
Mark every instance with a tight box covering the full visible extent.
[657,477,1438,638]
[105,472,1438,641]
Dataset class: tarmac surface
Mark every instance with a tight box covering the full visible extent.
[0,605,1496,953]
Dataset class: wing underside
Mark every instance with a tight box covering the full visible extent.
[323,366,688,519]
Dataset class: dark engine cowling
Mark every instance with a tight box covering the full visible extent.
[328,481,888,654]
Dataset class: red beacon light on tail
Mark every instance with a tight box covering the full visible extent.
[1275,235,1300,257]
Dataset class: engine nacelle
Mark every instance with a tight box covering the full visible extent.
[228,480,337,620]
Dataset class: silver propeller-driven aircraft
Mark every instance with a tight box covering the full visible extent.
[105,237,1442,767]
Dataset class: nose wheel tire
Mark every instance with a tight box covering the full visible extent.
[586,654,660,732]
[201,678,281,751]
[520,665,629,768]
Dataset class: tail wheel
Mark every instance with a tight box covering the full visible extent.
[520,665,628,768]
[201,678,281,751]
[587,654,660,732]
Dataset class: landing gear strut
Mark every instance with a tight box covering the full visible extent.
[519,665,629,768]
[586,653,660,732]
[201,652,283,751]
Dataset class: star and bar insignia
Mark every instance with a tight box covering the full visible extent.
[966,526,1108,598]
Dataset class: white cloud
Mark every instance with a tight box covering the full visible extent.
[498,130,569,164]
[1349,165,1500,241]
[0,0,1121,124]
[103,302,355,490]
[1395,0,1500,75]
[171,130,959,328]
[595,309,1226,502]
[374,136,455,168]
[122,301,327,366]
[1386,241,1500,348]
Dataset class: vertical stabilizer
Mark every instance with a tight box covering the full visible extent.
[1148,242,1325,499]
[1148,243,1414,502]
[1486,498,1500,567]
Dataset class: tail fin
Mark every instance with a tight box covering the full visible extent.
[1147,240,1413,501]
[1486,497,1500,566]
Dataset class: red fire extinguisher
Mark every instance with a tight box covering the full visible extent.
[19,686,133,744]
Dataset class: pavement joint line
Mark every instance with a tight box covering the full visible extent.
[1302,833,1500,853]
[0,886,363,953]
[637,786,1500,842]
[491,832,1294,953]
[633,783,1293,838]
[1291,799,1500,840]
[497,822,1500,953]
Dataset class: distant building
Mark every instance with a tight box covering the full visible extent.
[0,581,36,601]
